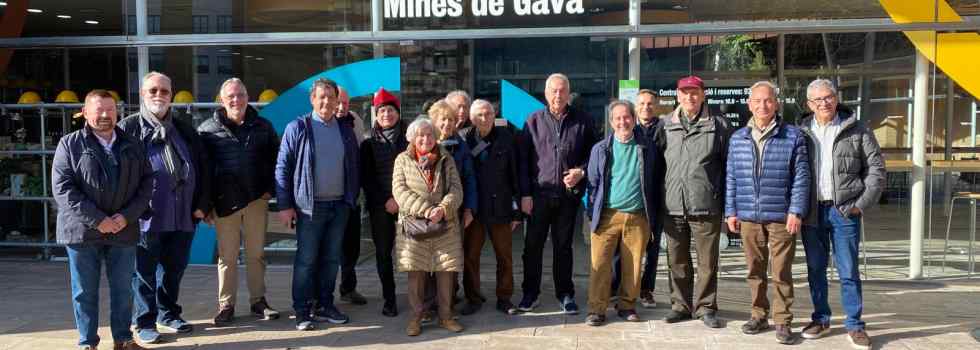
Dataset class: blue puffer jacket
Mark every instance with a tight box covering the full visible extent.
[724,120,810,223]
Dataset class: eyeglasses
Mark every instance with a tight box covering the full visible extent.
[808,95,836,104]
[146,88,171,96]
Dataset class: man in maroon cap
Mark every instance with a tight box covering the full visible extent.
[652,75,732,328]
[359,87,408,317]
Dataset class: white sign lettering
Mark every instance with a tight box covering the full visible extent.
[385,0,583,18]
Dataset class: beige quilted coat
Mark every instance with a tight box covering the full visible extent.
[391,148,464,272]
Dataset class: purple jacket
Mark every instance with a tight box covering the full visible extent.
[518,106,599,199]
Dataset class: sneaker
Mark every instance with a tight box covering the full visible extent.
[439,318,464,333]
[559,296,579,315]
[700,312,723,328]
[295,316,316,331]
[250,297,280,320]
[775,324,797,345]
[212,305,234,326]
[847,329,872,350]
[617,309,641,322]
[801,321,831,339]
[460,302,482,315]
[741,318,770,335]
[157,318,193,334]
[639,290,656,309]
[517,295,539,313]
[496,300,518,315]
[406,317,422,336]
[664,310,693,323]
[312,306,351,324]
[135,328,160,344]
[382,299,399,317]
[112,341,147,350]
[585,313,606,326]
[340,291,368,305]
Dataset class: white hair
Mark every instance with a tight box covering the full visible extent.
[749,81,778,95]
[445,90,471,103]
[469,99,495,116]
[545,73,571,91]
[141,71,171,90]
[406,118,435,141]
[806,79,837,99]
[219,77,248,98]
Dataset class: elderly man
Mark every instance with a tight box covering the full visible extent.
[53,90,153,350]
[334,86,369,306]
[584,100,662,326]
[518,73,599,314]
[724,81,810,344]
[654,76,731,328]
[198,78,281,326]
[117,72,209,343]
[277,78,360,330]
[461,99,522,315]
[798,79,884,350]
[446,90,474,139]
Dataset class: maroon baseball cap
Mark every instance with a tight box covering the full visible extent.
[677,76,704,90]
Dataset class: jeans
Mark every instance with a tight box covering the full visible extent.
[292,200,350,315]
[802,203,865,331]
[132,230,195,330]
[67,244,137,347]
[522,195,580,300]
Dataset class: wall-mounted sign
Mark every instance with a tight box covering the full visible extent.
[384,0,585,19]
[618,80,639,103]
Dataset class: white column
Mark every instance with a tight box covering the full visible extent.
[909,51,929,279]
[627,0,640,80]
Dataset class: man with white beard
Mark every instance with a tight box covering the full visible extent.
[118,71,210,343]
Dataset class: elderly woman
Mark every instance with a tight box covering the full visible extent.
[392,117,465,336]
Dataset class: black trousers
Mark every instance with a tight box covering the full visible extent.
[339,204,362,295]
[521,194,580,300]
[368,207,398,302]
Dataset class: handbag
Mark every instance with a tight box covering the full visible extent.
[403,158,450,240]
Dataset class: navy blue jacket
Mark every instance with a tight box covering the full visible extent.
[52,126,154,246]
[585,131,663,233]
[519,106,599,199]
[724,120,810,223]
[441,135,478,212]
[276,114,360,215]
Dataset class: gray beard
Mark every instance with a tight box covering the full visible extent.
[145,102,168,117]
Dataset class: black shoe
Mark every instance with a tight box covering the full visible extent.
[496,300,518,315]
[382,299,398,317]
[460,302,482,316]
[585,313,606,326]
[340,291,368,305]
[295,316,316,331]
[700,312,723,328]
[250,297,280,320]
[517,295,539,313]
[741,318,770,335]
[775,324,797,345]
[312,306,350,324]
[558,296,579,315]
[664,310,693,323]
[212,306,234,326]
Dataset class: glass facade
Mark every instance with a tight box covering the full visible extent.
[0,0,977,277]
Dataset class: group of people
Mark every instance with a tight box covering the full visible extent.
[52,70,883,350]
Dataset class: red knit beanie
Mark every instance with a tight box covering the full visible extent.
[373,87,400,113]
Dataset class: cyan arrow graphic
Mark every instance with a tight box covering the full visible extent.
[259,57,402,133]
[501,79,544,130]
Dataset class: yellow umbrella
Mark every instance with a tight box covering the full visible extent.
[55,90,80,103]
[174,90,195,103]
[17,91,42,104]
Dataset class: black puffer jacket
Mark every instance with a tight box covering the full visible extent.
[360,120,408,209]
[197,106,279,217]
[465,126,522,224]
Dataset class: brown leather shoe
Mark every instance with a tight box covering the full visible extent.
[848,329,872,350]
[406,318,422,336]
[439,318,464,333]
[113,340,147,350]
[213,305,235,326]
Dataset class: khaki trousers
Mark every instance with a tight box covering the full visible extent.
[408,271,453,320]
[588,209,650,314]
[462,219,515,303]
[740,221,796,325]
[214,198,269,307]
[664,215,720,316]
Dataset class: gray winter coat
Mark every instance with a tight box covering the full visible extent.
[654,105,733,217]
[798,109,885,224]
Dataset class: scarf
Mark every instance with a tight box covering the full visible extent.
[413,147,438,191]
[142,110,188,189]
